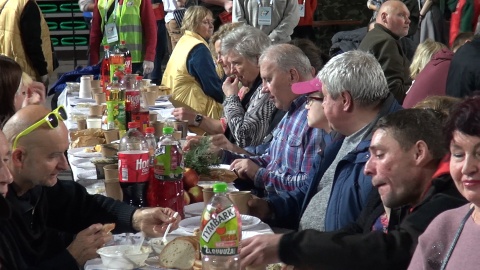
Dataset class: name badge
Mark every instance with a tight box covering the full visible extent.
[299,3,305,17]
[105,22,119,43]
[258,6,272,26]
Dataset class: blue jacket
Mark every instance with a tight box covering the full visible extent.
[267,94,402,230]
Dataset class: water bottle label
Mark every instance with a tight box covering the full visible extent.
[118,150,150,182]
[154,145,183,177]
[200,206,240,256]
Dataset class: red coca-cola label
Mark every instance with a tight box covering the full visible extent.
[118,150,150,182]
[125,90,140,112]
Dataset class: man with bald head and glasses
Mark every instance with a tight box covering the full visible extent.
[0,105,180,269]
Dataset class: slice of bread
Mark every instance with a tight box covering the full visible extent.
[159,236,200,270]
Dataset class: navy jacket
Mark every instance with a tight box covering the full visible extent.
[268,94,402,230]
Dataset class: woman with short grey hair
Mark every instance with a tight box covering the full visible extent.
[220,25,277,149]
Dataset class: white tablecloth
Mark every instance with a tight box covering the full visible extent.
[58,88,174,183]
[84,221,273,270]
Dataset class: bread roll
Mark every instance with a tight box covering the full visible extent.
[159,236,200,270]
[102,223,115,233]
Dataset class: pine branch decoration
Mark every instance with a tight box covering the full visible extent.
[183,137,220,175]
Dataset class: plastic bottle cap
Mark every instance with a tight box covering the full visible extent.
[213,182,228,193]
[104,45,109,49]
[163,127,174,134]
[121,40,126,45]
[128,122,139,129]
[145,127,154,133]
[136,76,143,80]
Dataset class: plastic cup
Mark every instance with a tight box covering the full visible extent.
[149,111,158,122]
[203,188,214,206]
[77,118,87,130]
[153,121,164,138]
[228,191,252,215]
[89,105,104,116]
[103,164,119,181]
[91,79,101,88]
[104,129,120,143]
[142,91,157,106]
[94,93,107,105]
[86,116,102,129]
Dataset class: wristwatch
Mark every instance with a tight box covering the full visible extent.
[193,114,203,126]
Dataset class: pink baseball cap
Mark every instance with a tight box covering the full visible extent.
[291,77,323,95]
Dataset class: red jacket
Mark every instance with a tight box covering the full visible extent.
[297,0,317,26]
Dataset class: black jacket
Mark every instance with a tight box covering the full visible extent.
[0,180,137,269]
[278,175,467,270]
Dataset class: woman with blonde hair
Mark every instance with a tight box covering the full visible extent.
[403,39,454,108]
[162,6,224,134]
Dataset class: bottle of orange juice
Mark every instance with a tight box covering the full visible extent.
[200,182,241,269]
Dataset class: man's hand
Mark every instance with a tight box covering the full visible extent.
[143,61,154,75]
[67,223,113,266]
[248,196,272,221]
[172,107,198,125]
[240,234,283,268]
[222,76,240,97]
[224,0,233,12]
[22,81,46,108]
[132,207,180,238]
[230,159,260,180]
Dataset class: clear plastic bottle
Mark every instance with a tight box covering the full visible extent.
[119,40,132,74]
[101,45,110,92]
[106,76,126,130]
[144,127,157,166]
[147,127,184,216]
[201,182,241,270]
[118,122,150,207]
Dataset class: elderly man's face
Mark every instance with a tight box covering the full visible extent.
[364,128,423,208]
[15,123,70,188]
[260,59,294,111]
[384,4,410,37]
[0,132,13,197]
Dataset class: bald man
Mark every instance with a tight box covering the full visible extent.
[359,0,412,104]
[1,105,179,269]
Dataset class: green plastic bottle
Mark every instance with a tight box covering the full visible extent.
[200,182,241,269]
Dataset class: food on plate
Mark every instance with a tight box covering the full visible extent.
[70,129,106,148]
[192,259,202,270]
[102,223,115,233]
[204,168,237,183]
[159,236,200,270]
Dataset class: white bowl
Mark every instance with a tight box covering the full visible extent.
[149,235,176,254]
[97,245,151,269]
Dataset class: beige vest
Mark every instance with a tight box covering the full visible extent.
[162,31,223,134]
[0,0,53,80]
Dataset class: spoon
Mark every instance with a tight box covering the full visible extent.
[162,212,179,245]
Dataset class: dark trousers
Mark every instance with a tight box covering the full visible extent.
[292,25,316,41]
[149,19,168,85]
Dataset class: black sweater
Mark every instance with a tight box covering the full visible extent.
[0,180,137,269]
[278,175,468,270]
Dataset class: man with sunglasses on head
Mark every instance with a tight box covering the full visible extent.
[1,105,180,269]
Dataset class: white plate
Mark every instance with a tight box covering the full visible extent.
[178,216,201,233]
[184,202,204,217]
[242,231,261,240]
[178,214,261,233]
[68,147,102,158]
[241,214,261,230]
[77,170,98,180]
[70,158,95,169]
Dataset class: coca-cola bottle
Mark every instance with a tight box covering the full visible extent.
[125,75,141,124]
[147,126,184,217]
[101,45,110,92]
[118,122,150,207]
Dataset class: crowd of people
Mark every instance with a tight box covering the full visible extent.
[1,0,480,268]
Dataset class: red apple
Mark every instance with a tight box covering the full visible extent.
[188,186,204,203]
[184,190,191,205]
[183,168,200,190]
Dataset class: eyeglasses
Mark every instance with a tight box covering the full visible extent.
[12,106,68,150]
[306,96,324,106]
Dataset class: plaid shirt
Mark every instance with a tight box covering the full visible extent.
[223,95,325,195]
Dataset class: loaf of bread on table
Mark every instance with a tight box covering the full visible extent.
[159,236,200,270]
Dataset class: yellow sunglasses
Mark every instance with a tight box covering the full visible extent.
[12,106,68,150]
